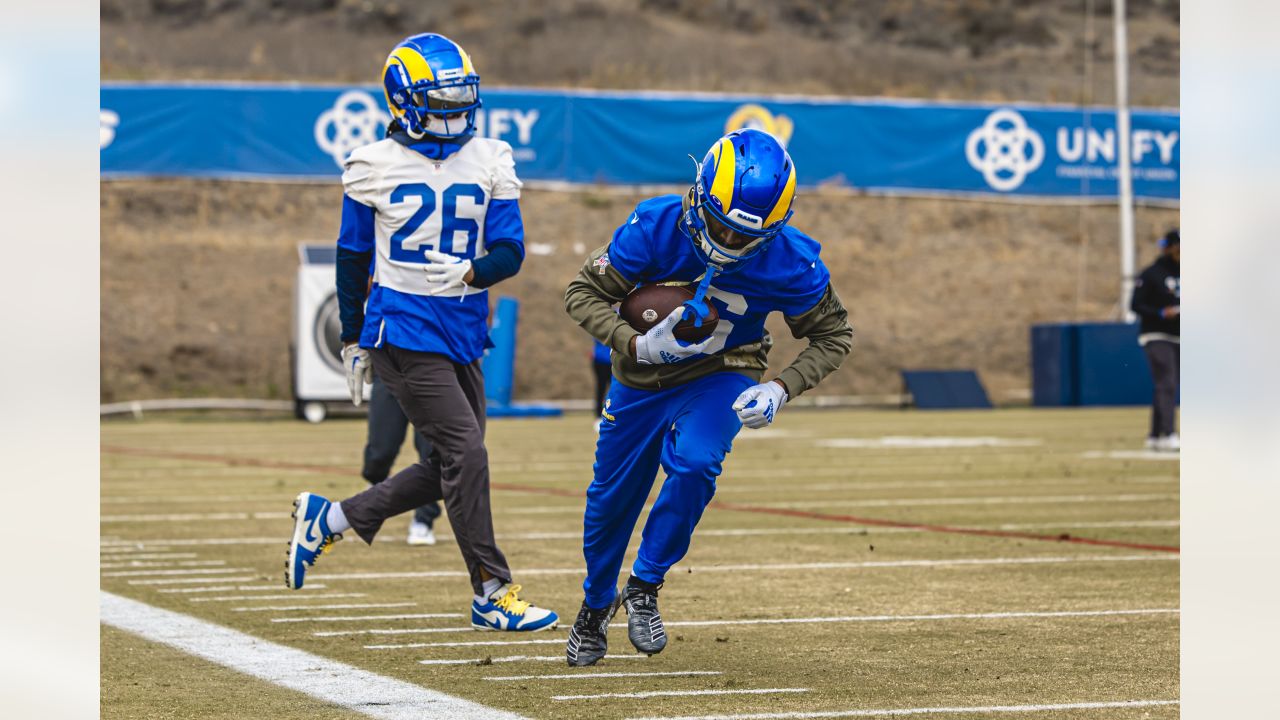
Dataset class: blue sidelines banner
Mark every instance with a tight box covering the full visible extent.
[100,83,1179,201]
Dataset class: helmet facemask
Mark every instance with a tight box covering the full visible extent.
[682,156,791,270]
[397,78,480,140]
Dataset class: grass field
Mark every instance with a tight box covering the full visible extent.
[100,407,1179,720]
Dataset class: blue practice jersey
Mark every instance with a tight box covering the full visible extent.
[607,195,831,357]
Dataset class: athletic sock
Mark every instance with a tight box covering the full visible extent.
[482,577,503,598]
[325,502,351,534]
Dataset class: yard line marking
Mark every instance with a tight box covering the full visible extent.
[485,671,722,682]
[233,602,417,612]
[368,638,564,649]
[192,593,367,603]
[128,576,257,586]
[819,437,1041,449]
[769,493,1177,509]
[1083,450,1179,461]
[625,699,1180,719]
[314,553,1177,582]
[272,613,461,623]
[101,512,292,523]
[418,655,647,666]
[100,445,1178,551]
[100,560,226,569]
[643,608,1179,629]
[708,500,1181,553]
[102,567,255,577]
[160,584,329,594]
[353,609,1177,645]
[555,688,809,701]
[100,592,526,720]
[99,552,198,560]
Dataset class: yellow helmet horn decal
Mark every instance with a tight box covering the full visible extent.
[708,137,736,210]
[764,164,797,228]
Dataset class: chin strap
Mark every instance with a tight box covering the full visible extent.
[682,264,718,328]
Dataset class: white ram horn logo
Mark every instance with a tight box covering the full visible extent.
[100,109,119,149]
[965,109,1044,192]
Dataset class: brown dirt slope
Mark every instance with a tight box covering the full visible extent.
[100,1,1180,403]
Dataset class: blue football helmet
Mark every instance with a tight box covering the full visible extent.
[682,128,797,268]
[382,33,481,140]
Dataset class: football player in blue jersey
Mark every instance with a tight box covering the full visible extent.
[285,33,558,633]
[563,129,854,665]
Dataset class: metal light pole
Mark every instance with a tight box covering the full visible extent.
[1114,0,1137,322]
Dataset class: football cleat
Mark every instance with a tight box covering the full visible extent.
[407,520,436,546]
[471,584,559,632]
[285,492,342,590]
[566,597,621,667]
[621,576,667,656]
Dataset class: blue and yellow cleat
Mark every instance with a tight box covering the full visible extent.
[285,492,342,590]
[471,584,559,632]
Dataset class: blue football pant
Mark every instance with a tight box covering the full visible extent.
[582,371,753,609]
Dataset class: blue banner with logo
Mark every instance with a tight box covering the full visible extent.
[101,83,1179,201]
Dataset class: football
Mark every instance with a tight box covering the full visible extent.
[620,283,719,343]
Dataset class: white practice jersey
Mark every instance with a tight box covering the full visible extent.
[342,137,522,299]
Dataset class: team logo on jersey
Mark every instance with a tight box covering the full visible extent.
[100,109,119,149]
[314,91,392,167]
[965,109,1044,191]
[724,104,793,148]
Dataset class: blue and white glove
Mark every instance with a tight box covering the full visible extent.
[422,249,473,296]
[732,381,788,429]
[341,343,372,407]
[634,306,712,365]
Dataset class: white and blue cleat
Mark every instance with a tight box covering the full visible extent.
[285,491,342,590]
[471,584,559,632]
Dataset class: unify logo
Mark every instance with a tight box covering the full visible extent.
[965,109,1045,192]
[100,109,120,149]
[314,91,391,167]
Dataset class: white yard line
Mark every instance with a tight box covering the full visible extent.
[128,576,257,586]
[101,511,292,523]
[100,560,227,569]
[327,607,1172,635]
[233,602,417,612]
[418,654,648,666]
[271,613,462,623]
[768,493,1177,509]
[625,699,1180,719]
[160,584,329,594]
[369,638,564,650]
[314,554,1177,583]
[485,670,723,682]
[191,593,367,603]
[1082,450,1179,461]
[99,552,197,560]
[102,567,254,578]
[555,688,809,701]
[100,592,526,720]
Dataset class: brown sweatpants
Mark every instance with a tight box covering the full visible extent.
[339,344,511,595]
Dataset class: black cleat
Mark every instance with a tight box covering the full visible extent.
[566,597,619,667]
[622,575,667,656]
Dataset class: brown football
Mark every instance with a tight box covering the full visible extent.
[620,284,719,343]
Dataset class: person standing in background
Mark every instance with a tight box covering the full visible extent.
[363,373,443,546]
[1130,228,1180,452]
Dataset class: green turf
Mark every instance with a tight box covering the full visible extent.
[101,407,1179,719]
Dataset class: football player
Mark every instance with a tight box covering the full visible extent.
[563,129,854,665]
[285,33,558,633]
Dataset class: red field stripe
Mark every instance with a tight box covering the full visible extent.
[708,500,1180,553]
[101,445,1179,552]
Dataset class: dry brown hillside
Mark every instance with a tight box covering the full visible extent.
[100,0,1180,404]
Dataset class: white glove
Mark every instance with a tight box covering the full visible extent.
[341,344,372,407]
[732,381,788,429]
[634,305,712,365]
[422,249,473,296]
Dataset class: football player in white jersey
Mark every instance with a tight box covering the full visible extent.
[285,33,558,633]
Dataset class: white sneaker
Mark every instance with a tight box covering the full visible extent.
[407,521,436,546]
[1144,436,1159,450]
[1157,434,1180,452]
